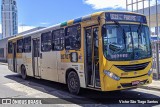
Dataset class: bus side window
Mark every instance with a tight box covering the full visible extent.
[41,32,52,52]
[65,24,81,50]
[17,39,23,53]
[52,29,64,51]
[8,42,13,54]
[24,37,31,53]
[0,48,4,58]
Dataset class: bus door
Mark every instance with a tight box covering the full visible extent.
[13,43,17,72]
[32,38,41,78]
[85,26,100,88]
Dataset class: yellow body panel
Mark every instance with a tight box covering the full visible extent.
[91,11,103,19]
[103,73,152,91]
[60,50,84,63]
[67,20,74,26]
[16,53,22,59]
[100,58,152,91]
[7,54,13,59]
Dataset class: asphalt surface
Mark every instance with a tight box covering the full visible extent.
[0,64,160,107]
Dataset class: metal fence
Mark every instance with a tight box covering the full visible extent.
[126,0,160,79]
[152,41,160,79]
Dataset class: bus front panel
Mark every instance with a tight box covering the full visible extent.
[99,12,152,91]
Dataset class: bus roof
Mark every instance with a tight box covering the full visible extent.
[8,35,23,41]
[8,11,146,41]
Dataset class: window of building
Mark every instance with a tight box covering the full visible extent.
[17,39,23,53]
[52,29,64,51]
[41,32,52,52]
[8,41,12,54]
[0,48,4,58]
[24,37,31,53]
[65,24,81,50]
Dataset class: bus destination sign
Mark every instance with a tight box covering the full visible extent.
[106,13,147,23]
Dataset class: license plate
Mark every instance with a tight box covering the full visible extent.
[132,81,140,86]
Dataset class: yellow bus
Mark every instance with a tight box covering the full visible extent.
[8,11,152,94]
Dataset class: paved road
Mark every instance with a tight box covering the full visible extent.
[0,64,160,107]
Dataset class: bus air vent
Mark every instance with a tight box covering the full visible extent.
[115,62,149,72]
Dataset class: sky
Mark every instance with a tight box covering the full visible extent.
[0,0,159,33]
[15,0,125,29]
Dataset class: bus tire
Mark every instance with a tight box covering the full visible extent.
[67,71,80,95]
[21,65,27,80]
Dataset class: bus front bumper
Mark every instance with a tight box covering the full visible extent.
[102,74,152,91]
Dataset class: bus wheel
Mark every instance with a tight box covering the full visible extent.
[67,71,80,95]
[21,65,27,80]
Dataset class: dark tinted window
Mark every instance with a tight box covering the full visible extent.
[8,42,13,54]
[0,48,4,58]
[33,40,40,57]
[65,24,81,50]
[24,37,31,53]
[41,32,52,52]
[17,39,23,53]
[52,29,64,51]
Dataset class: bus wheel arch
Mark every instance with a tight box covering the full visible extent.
[65,68,80,95]
[21,64,27,80]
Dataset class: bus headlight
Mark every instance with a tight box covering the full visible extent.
[104,70,120,81]
[148,70,152,76]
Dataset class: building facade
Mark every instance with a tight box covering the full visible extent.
[1,0,18,39]
[126,0,160,36]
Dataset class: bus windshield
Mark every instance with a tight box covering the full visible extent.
[102,24,152,61]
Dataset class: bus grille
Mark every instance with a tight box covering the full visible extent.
[115,62,149,72]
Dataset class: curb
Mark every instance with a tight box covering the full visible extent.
[140,86,160,92]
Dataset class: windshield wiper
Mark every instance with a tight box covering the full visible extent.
[113,21,126,49]
[137,22,143,48]
[129,25,135,59]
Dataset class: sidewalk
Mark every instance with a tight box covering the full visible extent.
[140,80,160,91]
[0,62,8,66]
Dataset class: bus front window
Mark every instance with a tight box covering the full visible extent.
[102,24,152,61]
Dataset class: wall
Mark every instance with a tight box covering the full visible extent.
[0,38,9,62]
